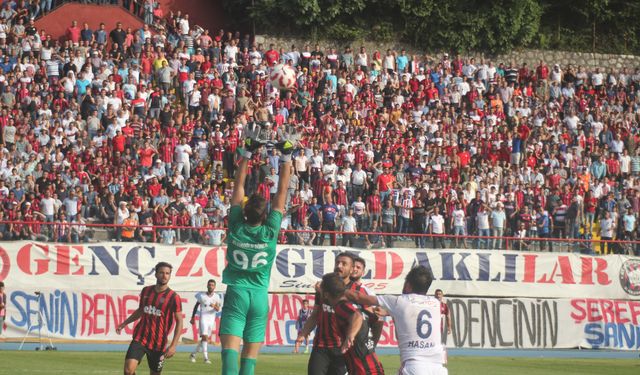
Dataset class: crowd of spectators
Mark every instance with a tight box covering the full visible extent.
[0,1,639,255]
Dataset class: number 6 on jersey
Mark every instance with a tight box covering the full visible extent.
[416,310,433,339]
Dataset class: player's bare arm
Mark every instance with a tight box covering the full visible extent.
[296,303,320,345]
[344,289,378,306]
[116,307,143,335]
[231,157,250,207]
[165,310,183,358]
[341,310,363,354]
[232,122,266,207]
[271,154,292,216]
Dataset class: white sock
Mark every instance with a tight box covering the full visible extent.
[202,341,208,360]
[193,341,202,355]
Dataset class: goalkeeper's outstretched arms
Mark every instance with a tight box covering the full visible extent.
[271,131,298,215]
[231,123,265,207]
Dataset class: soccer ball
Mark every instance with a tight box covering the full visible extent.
[269,64,297,91]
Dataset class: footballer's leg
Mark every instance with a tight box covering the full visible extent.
[201,334,211,363]
[239,343,261,375]
[220,287,250,375]
[147,349,166,375]
[307,348,332,375]
[221,335,242,375]
[123,341,145,375]
[239,289,269,375]
[200,318,214,363]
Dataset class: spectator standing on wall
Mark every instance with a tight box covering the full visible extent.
[340,208,357,248]
[318,194,338,246]
[490,203,507,249]
[428,206,446,249]
[380,199,396,248]
[451,202,467,248]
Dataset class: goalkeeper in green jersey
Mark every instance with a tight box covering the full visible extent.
[219,123,296,375]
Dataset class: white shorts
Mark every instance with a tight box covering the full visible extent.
[198,316,216,336]
[398,362,448,375]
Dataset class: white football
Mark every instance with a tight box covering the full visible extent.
[269,63,297,91]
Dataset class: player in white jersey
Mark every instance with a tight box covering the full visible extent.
[346,266,447,375]
[189,279,222,364]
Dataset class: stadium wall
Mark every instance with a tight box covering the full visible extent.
[156,0,224,34]
[34,3,143,41]
[256,35,640,71]
[2,241,639,350]
[34,1,224,41]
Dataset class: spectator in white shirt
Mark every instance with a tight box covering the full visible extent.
[429,206,446,249]
[340,208,357,247]
[175,137,193,178]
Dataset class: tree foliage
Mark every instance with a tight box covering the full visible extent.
[223,0,640,54]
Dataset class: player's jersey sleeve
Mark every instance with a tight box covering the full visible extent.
[377,295,401,316]
[173,292,183,313]
[195,292,203,305]
[264,209,283,232]
[138,286,150,310]
[228,205,243,231]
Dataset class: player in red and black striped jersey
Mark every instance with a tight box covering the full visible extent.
[350,256,384,348]
[320,273,385,375]
[117,262,184,375]
[296,252,374,375]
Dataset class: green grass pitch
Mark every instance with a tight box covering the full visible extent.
[0,351,638,374]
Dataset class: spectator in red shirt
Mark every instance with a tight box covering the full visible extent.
[66,20,81,45]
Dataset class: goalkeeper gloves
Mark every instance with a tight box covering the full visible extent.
[238,122,266,159]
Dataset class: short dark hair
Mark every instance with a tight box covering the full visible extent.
[353,255,366,269]
[435,289,443,294]
[244,193,268,225]
[406,266,434,294]
[207,279,216,284]
[321,273,345,299]
[336,252,356,265]
[155,262,173,272]
[0,281,4,288]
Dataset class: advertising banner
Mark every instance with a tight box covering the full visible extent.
[3,289,640,350]
[1,241,639,298]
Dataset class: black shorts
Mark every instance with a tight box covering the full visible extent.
[125,340,166,373]
[308,347,347,375]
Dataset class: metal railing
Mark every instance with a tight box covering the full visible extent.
[0,219,638,255]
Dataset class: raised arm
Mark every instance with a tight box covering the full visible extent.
[232,124,262,205]
[231,157,249,206]
[271,138,297,214]
[271,161,292,217]
[344,289,379,306]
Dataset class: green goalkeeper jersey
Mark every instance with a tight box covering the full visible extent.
[222,205,282,289]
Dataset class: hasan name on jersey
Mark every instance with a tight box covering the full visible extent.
[377,294,443,365]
